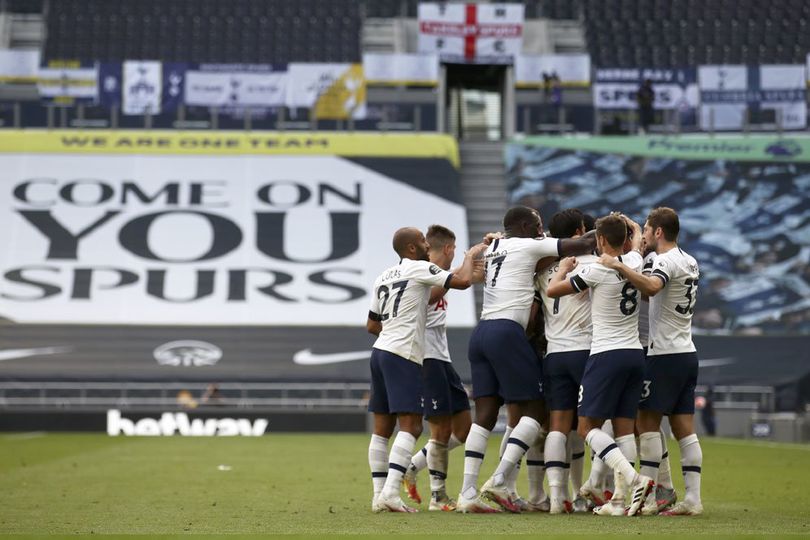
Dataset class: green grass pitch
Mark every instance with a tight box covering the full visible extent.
[1,432,808,539]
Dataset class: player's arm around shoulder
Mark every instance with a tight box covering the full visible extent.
[598,251,665,297]
[546,256,580,298]
[558,229,597,257]
[447,242,488,289]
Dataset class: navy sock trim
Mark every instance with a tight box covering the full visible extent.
[598,443,618,460]
[508,437,530,451]
[389,462,407,473]
[421,447,428,456]
[544,460,566,469]
[428,469,448,479]
[465,450,485,460]
[572,452,586,460]
[563,463,571,469]
[682,465,702,474]
[372,472,387,478]
[640,460,660,468]
[527,459,545,467]
[662,451,669,459]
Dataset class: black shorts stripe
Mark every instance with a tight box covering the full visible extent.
[526,460,545,467]
[598,443,618,460]
[544,460,566,469]
[640,459,660,468]
[389,462,407,473]
[507,437,530,451]
[465,450,485,460]
[682,465,702,474]
[572,452,586,460]
[371,472,388,478]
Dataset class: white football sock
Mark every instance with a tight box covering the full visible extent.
[679,434,703,504]
[544,430,567,501]
[381,431,416,498]
[427,439,449,495]
[461,423,490,499]
[368,434,389,498]
[639,431,662,482]
[657,430,673,489]
[409,443,428,474]
[492,416,541,486]
[526,441,547,503]
[585,428,637,489]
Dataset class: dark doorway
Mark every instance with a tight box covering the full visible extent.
[445,63,506,140]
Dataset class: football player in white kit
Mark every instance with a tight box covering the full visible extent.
[366,227,485,513]
[458,206,596,513]
[535,208,597,514]
[547,214,654,517]
[598,207,703,516]
[401,225,475,511]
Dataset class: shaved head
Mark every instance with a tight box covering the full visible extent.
[393,227,428,259]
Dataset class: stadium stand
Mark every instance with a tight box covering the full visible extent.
[43,0,362,63]
[583,0,810,67]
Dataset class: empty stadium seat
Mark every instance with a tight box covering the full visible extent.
[43,0,362,64]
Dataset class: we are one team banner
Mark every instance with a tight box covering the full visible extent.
[0,130,474,326]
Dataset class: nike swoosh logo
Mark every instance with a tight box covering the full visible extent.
[293,349,371,365]
[0,346,72,361]
[698,357,735,368]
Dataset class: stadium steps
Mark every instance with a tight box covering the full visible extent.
[458,141,507,314]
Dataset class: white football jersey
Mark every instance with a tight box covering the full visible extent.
[647,247,699,356]
[424,296,451,362]
[534,254,597,354]
[570,251,643,355]
[638,252,656,348]
[369,258,453,364]
[481,236,561,329]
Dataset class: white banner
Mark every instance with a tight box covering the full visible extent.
[594,68,698,110]
[123,61,162,115]
[699,64,807,130]
[0,49,40,82]
[285,63,366,119]
[515,54,590,86]
[185,70,287,107]
[37,66,98,99]
[363,53,439,85]
[0,154,474,326]
[418,3,524,64]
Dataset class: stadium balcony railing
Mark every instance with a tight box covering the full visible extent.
[0,381,370,411]
[0,380,775,413]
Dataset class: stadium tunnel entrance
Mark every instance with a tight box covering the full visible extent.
[443,63,513,141]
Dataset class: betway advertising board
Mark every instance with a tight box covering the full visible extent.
[0,130,473,327]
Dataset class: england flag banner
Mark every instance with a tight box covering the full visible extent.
[699,64,807,130]
[122,60,162,115]
[418,3,524,64]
